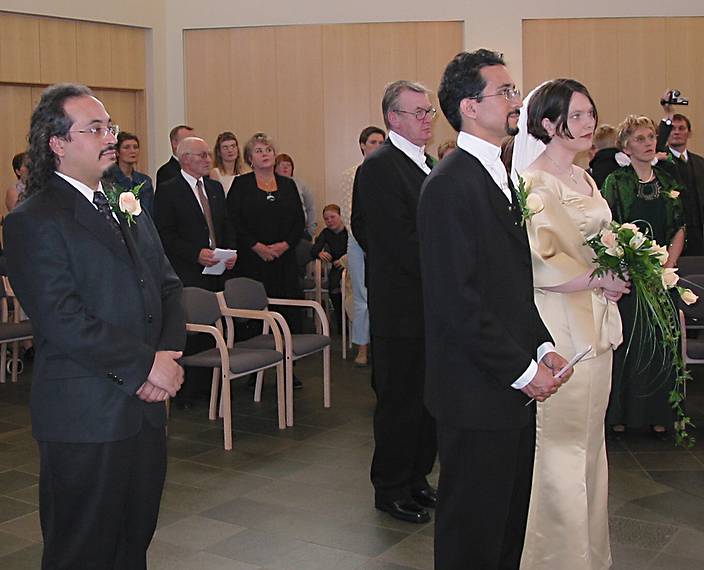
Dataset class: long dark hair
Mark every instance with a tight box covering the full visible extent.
[213,131,243,175]
[26,83,92,197]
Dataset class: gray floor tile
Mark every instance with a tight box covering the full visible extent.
[634,452,702,471]
[0,511,42,543]
[621,489,704,531]
[0,497,37,524]
[205,528,309,567]
[0,542,43,570]
[610,543,658,570]
[170,551,260,569]
[355,561,419,570]
[165,457,223,486]
[166,437,218,459]
[648,470,704,499]
[608,451,643,471]
[609,515,679,549]
[662,528,704,561]
[377,534,434,570]
[648,551,704,569]
[6,484,39,507]
[0,530,34,557]
[608,469,673,502]
[0,469,38,494]
[155,514,246,550]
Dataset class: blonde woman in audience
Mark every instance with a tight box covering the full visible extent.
[210,131,244,195]
[437,139,457,160]
[515,79,628,570]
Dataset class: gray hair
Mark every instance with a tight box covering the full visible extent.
[175,136,207,160]
[381,80,430,129]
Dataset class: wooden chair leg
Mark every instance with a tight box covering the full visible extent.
[285,357,294,427]
[275,362,286,430]
[210,367,220,421]
[0,344,7,384]
[254,370,264,402]
[10,341,19,383]
[323,346,331,408]
[222,373,233,451]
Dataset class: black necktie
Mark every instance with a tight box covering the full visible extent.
[425,155,435,170]
[93,191,125,245]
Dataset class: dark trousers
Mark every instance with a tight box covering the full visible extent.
[370,336,436,503]
[38,422,167,570]
[435,423,535,570]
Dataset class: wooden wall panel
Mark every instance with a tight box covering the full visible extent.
[0,13,41,83]
[322,24,371,207]
[185,21,463,219]
[369,23,418,129]
[523,17,704,154]
[274,25,325,209]
[39,18,78,84]
[416,21,464,156]
[77,21,113,87]
[0,86,33,218]
[184,28,233,148]
[228,27,278,148]
[110,25,146,90]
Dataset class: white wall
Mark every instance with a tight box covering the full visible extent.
[3,0,704,172]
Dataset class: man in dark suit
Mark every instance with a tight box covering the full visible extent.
[417,50,571,569]
[3,84,185,569]
[155,124,194,186]
[153,136,237,290]
[657,109,704,255]
[352,80,438,524]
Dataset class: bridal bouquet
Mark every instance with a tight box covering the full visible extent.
[587,221,698,447]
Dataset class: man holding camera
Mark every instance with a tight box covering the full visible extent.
[657,89,704,255]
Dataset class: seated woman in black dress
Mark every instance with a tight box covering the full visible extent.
[310,204,348,332]
[602,115,685,435]
[227,133,305,385]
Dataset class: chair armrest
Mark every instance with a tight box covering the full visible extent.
[267,297,330,337]
[216,292,285,353]
[185,323,230,368]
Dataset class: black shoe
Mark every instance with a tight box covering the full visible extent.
[411,486,437,509]
[375,499,430,524]
[293,375,303,390]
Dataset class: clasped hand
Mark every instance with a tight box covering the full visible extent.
[521,352,573,402]
[596,271,630,302]
[253,242,289,262]
[136,350,184,402]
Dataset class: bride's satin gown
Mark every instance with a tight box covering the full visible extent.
[520,170,622,570]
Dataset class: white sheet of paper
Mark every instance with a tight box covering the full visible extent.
[202,248,237,275]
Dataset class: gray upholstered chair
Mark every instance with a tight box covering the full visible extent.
[218,277,331,427]
[678,274,704,376]
[180,287,285,450]
[0,276,32,384]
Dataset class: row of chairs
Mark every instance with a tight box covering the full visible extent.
[0,274,33,384]
[181,277,331,450]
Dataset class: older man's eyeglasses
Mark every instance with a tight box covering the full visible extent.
[184,151,212,160]
[470,87,522,103]
[70,124,120,138]
[394,107,437,121]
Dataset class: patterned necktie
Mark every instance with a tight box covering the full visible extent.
[196,179,217,248]
[93,191,125,245]
[680,153,688,164]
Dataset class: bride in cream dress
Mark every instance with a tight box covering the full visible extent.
[513,79,628,570]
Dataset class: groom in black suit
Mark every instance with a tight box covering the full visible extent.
[352,80,437,524]
[4,84,186,569]
[418,50,572,569]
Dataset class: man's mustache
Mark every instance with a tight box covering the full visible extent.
[99,144,116,158]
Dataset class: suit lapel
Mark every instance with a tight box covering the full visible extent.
[47,175,133,266]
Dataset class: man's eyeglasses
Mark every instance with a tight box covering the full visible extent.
[184,151,213,159]
[70,124,120,138]
[393,107,437,121]
[469,88,522,103]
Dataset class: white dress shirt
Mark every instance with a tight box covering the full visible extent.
[180,169,207,215]
[389,130,431,175]
[669,147,688,162]
[456,131,555,389]
[55,171,117,221]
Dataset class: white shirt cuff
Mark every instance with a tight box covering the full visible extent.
[511,342,556,389]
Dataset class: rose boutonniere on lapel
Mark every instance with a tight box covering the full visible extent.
[514,174,544,226]
[104,182,144,226]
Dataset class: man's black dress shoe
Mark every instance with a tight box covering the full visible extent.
[375,499,431,524]
[411,486,437,509]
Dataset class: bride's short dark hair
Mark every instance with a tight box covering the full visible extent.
[527,79,598,144]
[439,49,505,132]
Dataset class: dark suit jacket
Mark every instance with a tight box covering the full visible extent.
[155,156,181,187]
[153,173,234,289]
[351,139,430,338]
[417,148,553,430]
[3,173,185,443]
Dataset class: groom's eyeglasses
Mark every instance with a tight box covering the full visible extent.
[469,87,522,103]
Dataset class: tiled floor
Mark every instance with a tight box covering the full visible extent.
[1,344,704,569]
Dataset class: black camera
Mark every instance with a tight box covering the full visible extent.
[660,89,689,106]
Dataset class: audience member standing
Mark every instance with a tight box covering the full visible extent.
[5,152,28,212]
[657,105,704,255]
[211,131,244,195]
[105,131,155,215]
[4,84,185,569]
[589,124,620,189]
[339,126,385,366]
[156,124,194,187]
[352,81,437,524]
[275,153,317,240]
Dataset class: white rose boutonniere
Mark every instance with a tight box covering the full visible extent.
[105,182,144,226]
[668,189,680,199]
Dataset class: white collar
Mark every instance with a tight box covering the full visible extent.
[670,147,688,161]
[389,130,427,165]
[457,131,502,164]
[55,171,105,204]
[181,169,204,190]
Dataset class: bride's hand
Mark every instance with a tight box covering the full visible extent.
[596,271,630,300]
